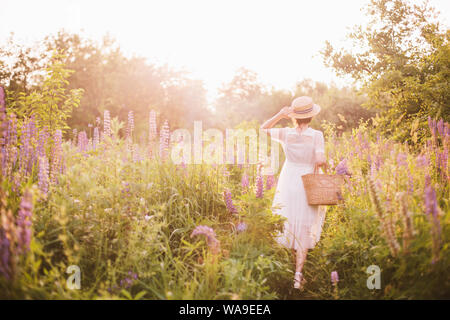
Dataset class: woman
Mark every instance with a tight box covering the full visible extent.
[261,96,327,289]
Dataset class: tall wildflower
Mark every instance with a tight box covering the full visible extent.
[159,120,170,161]
[424,176,441,264]
[266,170,276,190]
[37,127,48,158]
[331,271,339,285]
[0,86,7,174]
[148,110,157,158]
[368,176,400,257]
[190,225,221,255]
[256,170,264,199]
[335,159,351,176]
[331,271,339,299]
[78,131,88,153]
[126,111,134,143]
[241,173,249,193]
[397,192,414,254]
[16,190,33,253]
[103,110,111,138]
[38,156,50,196]
[223,189,238,214]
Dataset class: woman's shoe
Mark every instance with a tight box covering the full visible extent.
[294,272,303,289]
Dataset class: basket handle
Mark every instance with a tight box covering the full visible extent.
[314,163,328,175]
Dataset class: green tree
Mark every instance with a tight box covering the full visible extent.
[8,52,83,134]
[321,0,449,141]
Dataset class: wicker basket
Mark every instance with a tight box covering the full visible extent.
[302,173,345,205]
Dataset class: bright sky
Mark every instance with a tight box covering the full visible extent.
[1,0,449,101]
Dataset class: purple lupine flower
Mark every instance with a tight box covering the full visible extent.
[424,175,442,264]
[38,156,50,196]
[159,120,170,161]
[37,127,48,158]
[396,153,408,167]
[223,189,238,214]
[0,86,7,172]
[241,173,249,192]
[126,111,134,142]
[191,225,221,254]
[103,110,111,138]
[256,173,264,198]
[16,190,33,253]
[424,176,438,219]
[331,271,339,285]
[407,170,414,194]
[236,222,248,233]
[335,159,350,175]
[416,154,429,168]
[78,131,88,153]
[266,173,276,190]
[436,119,444,137]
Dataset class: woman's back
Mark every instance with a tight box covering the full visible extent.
[270,127,325,167]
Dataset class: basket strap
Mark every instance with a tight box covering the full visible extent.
[314,163,328,175]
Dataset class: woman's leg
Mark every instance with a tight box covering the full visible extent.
[295,248,308,273]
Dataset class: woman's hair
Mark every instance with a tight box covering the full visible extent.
[292,117,312,127]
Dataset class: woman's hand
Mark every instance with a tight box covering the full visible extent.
[278,106,293,119]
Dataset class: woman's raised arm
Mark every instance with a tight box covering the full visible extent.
[260,106,292,130]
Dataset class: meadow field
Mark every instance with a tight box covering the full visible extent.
[0,0,449,300]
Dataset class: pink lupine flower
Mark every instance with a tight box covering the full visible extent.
[103,110,111,138]
[38,156,50,196]
[159,120,170,160]
[241,173,249,192]
[437,119,444,137]
[256,173,264,198]
[223,189,238,214]
[335,159,351,176]
[190,225,221,255]
[424,175,442,264]
[126,110,134,143]
[266,173,275,190]
[16,190,33,253]
[236,222,248,233]
[331,271,339,285]
[416,154,429,168]
[78,131,88,153]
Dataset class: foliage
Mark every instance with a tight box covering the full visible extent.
[322,0,450,141]
[7,52,83,135]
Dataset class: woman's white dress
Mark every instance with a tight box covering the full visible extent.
[267,127,327,251]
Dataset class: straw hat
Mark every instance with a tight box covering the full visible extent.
[287,96,321,119]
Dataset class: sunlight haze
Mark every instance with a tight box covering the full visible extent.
[1,0,449,100]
